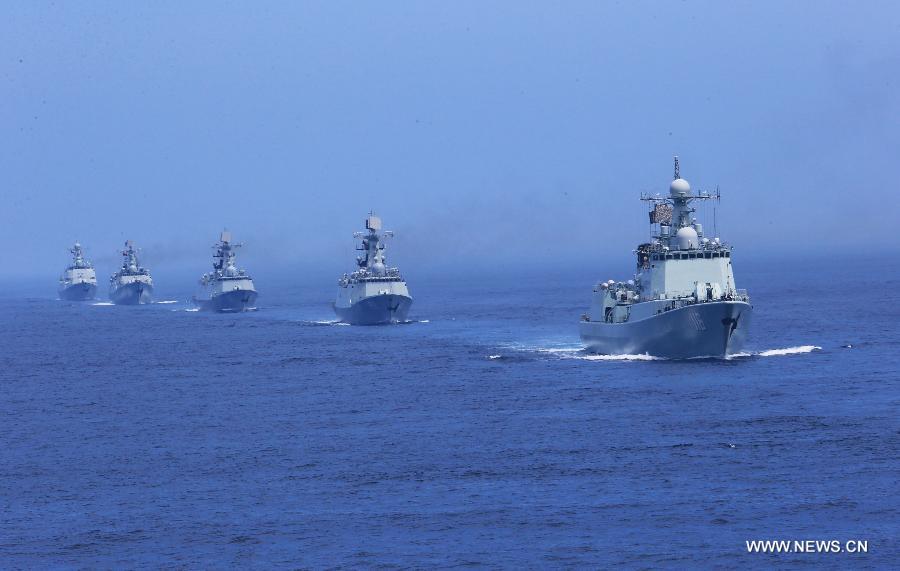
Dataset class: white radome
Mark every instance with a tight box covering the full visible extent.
[670,178,691,196]
[675,226,699,250]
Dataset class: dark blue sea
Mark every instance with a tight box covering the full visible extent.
[2,257,898,568]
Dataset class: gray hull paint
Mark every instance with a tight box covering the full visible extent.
[334,294,412,325]
[579,301,752,359]
[59,283,97,301]
[194,289,258,313]
[110,283,153,305]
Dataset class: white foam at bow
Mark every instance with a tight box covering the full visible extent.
[536,347,582,354]
[758,345,821,357]
[571,353,661,361]
[509,344,660,361]
[92,302,114,306]
[725,351,753,359]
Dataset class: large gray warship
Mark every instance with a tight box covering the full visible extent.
[334,213,412,325]
[193,231,258,312]
[58,242,97,301]
[109,240,154,305]
[579,158,752,358]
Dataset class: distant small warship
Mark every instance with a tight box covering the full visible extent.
[58,242,97,301]
[579,158,752,358]
[334,213,412,325]
[193,230,258,312]
[109,240,153,305]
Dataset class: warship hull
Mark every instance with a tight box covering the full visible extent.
[334,293,412,325]
[579,301,752,359]
[194,289,258,313]
[109,283,153,305]
[59,283,97,301]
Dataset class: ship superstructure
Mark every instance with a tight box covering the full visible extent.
[334,213,412,325]
[108,240,154,305]
[193,230,258,312]
[58,242,97,301]
[579,158,752,358]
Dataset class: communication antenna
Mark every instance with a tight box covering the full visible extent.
[673,156,680,180]
[713,185,719,238]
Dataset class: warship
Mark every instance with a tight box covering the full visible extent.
[108,240,154,305]
[193,230,258,312]
[58,242,97,301]
[334,213,412,325]
[579,158,752,358]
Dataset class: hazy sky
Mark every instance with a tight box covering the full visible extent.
[2,1,898,281]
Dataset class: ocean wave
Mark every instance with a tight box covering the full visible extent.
[91,302,114,306]
[155,300,178,304]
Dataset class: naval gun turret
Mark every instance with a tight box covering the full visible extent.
[334,212,412,325]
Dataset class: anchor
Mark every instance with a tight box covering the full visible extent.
[721,313,741,335]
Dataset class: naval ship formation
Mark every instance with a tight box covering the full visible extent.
[579,158,752,358]
[334,213,412,325]
[109,241,153,305]
[55,161,753,357]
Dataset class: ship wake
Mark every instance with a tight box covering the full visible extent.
[728,345,822,359]
[301,319,350,326]
[498,342,821,362]
[542,347,661,361]
[497,343,663,362]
